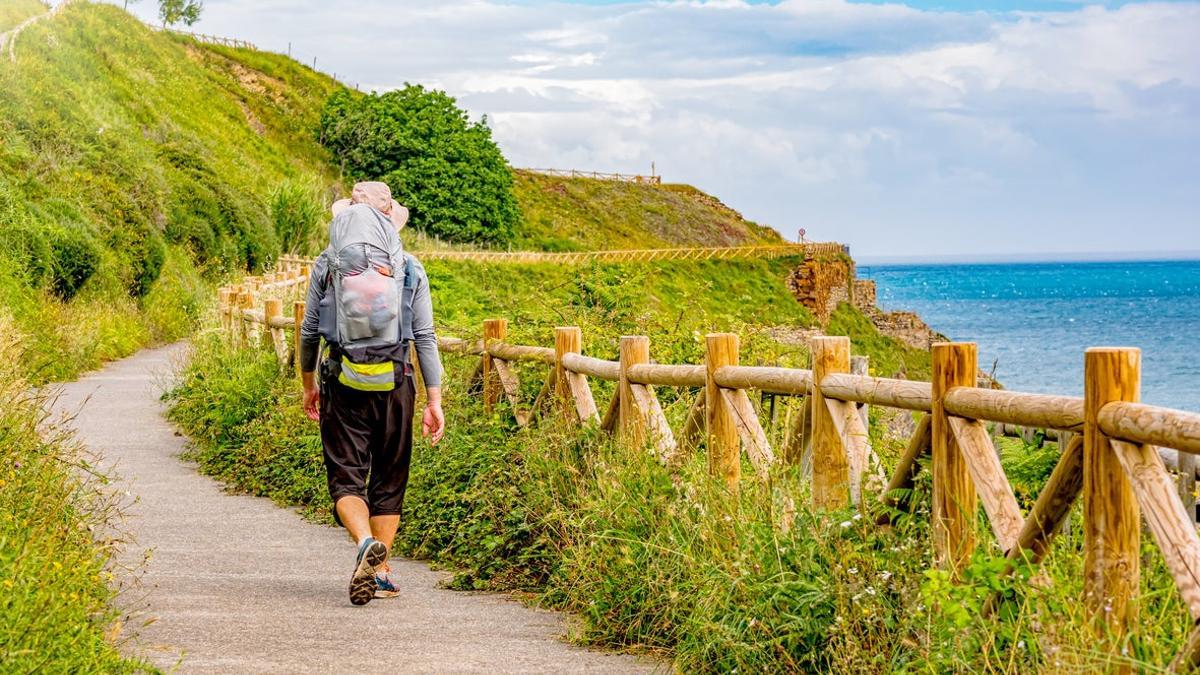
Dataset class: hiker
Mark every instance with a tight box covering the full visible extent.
[298,181,445,606]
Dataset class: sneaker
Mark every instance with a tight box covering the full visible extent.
[349,538,388,606]
[374,568,400,599]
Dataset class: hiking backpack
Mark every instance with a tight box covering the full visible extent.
[316,203,411,390]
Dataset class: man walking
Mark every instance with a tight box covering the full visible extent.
[298,182,445,606]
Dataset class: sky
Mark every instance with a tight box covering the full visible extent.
[112,0,1200,259]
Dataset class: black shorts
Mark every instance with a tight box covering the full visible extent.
[319,362,415,519]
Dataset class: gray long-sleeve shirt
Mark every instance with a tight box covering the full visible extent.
[299,252,442,388]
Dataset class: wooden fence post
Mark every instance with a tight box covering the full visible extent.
[811,336,850,509]
[218,288,231,334]
[931,342,978,575]
[238,292,254,347]
[482,319,507,414]
[851,355,870,429]
[706,333,739,490]
[1084,347,1141,643]
[293,301,305,376]
[618,336,650,447]
[555,327,581,420]
[264,298,284,367]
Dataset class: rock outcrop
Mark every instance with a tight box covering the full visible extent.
[788,254,944,350]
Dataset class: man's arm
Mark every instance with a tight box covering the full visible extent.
[300,255,328,421]
[409,258,445,444]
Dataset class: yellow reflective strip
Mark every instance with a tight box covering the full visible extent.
[338,372,395,392]
[341,357,393,376]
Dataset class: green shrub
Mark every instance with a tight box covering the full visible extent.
[319,86,519,245]
[270,179,326,255]
[46,223,101,300]
[0,219,52,287]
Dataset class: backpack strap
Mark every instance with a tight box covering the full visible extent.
[400,254,417,343]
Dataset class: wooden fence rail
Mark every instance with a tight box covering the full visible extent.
[159,27,257,50]
[522,168,663,185]
[219,259,1200,670]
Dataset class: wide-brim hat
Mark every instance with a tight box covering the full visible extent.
[331,181,408,230]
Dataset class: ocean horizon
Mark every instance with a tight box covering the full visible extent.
[859,258,1200,413]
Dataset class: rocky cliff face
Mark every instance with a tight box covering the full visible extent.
[788,254,945,350]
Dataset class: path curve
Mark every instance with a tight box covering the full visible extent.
[52,344,652,673]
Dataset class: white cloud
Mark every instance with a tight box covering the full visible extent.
[111,0,1200,256]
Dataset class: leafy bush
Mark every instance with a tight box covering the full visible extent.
[46,223,101,300]
[270,179,326,254]
[0,218,52,286]
[319,86,519,245]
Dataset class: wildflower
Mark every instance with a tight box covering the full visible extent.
[1017,640,1026,649]
[852,513,862,521]
[879,571,892,581]
[848,567,858,575]
[865,586,876,596]
[840,520,852,529]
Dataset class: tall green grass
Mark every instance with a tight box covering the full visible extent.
[0,314,148,672]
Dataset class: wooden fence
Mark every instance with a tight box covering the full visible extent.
[278,243,845,268]
[159,27,257,50]
[221,259,1200,670]
[522,168,662,185]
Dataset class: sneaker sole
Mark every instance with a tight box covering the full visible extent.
[349,541,388,606]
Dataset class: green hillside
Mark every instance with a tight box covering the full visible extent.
[512,170,784,251]
[0,1,339,380]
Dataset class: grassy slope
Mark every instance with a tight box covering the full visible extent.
[511,170,784,251]
[0,2,341,381]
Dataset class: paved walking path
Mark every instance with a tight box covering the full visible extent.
[52,344,651,673]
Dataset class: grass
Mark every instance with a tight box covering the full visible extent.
[512,170,784,251]
[427,255,816,342]
[167,332,1196,672]
[0,314,148,672]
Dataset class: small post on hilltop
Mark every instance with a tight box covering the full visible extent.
[482,319,507,414]
[618,336,650,447]
[1083,347,1141,645]
[705,333,740,490]
[931,342,978,576]
[810,336,851,509]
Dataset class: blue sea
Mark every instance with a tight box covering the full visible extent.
[859,260,1200,413]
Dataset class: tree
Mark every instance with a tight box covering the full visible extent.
[159,0,203,28]
[318,85,519,245]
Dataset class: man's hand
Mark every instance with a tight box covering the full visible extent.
[302,372,320,421]
[422,387,445,445]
